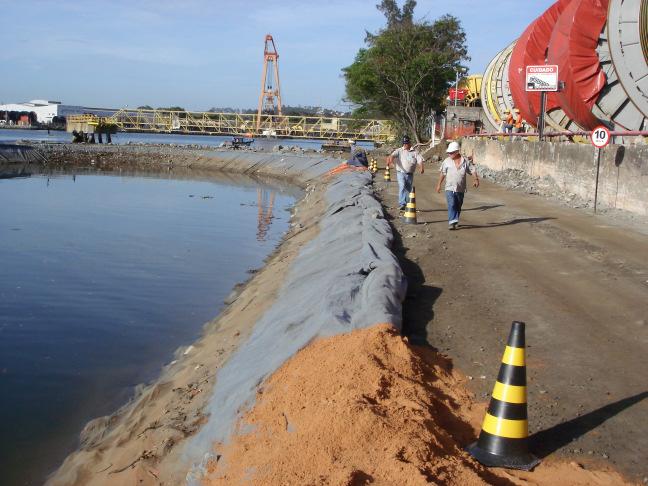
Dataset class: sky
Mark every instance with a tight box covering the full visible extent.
[0,0,557,111]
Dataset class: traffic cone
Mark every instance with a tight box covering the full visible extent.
[467,321,539,471]
[371,159,377,173]
[384,165,391,181]
[402,187,417,224]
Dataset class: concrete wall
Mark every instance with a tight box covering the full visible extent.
[461,138,648,215]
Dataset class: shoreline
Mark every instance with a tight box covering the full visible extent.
[31,143,391,484]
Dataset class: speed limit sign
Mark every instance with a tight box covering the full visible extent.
[590,125,611,148]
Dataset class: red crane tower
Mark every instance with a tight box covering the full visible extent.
[256,35,282,131]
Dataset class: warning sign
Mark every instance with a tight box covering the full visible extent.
[525,65,559,92]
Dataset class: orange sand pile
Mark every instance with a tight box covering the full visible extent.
[204,324,636,486]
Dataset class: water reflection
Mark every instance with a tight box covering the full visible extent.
[0,170,299,486]
[256,188,276,241]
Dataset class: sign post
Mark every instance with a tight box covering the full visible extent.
[590,125,611,214]
[525,65,558,141]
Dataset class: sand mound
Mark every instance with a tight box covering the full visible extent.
[204,324,636,486]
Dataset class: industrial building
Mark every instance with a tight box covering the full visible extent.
[0,100,86,124]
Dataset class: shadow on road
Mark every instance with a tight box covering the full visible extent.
[458,217,555,230]
[388,213,442,347]
[464,204,505,212]
[418,204,504,214]
[530,391,648,458]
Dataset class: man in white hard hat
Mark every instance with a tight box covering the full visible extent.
[435,141,480,230]
[386,135,424,210]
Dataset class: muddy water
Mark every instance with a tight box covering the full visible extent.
[0,171,297,486]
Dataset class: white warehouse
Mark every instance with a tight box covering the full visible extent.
[0,100,86,123]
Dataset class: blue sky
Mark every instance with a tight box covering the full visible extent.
[0,0,556,111]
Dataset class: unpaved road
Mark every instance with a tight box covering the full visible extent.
[375,170,648,482]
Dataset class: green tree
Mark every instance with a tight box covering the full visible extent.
[343,2,468,142]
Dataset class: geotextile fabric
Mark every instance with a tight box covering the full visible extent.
[185,170,407,481]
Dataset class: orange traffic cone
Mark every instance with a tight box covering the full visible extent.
[467,321,539,470]
[402,188,417,224]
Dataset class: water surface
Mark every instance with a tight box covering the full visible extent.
[0,170,297,486]
[0,128,374,151]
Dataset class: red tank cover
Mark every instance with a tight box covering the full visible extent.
[547,0,608,130]
[508,0,571,127]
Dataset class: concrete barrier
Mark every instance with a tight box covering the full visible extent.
[461,139,648,215]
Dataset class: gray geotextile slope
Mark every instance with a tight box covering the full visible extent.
[185,170,407,480]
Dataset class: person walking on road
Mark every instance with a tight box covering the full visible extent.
[436,141,480,230]
[387,136,424,210]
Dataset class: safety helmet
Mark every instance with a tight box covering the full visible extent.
[446,141,461,153]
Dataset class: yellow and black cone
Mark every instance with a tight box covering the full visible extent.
[467,321,539,470]
[384,165,391,181]
[372,159,378,173]
[402,188,417,224]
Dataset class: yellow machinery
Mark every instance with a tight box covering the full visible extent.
[460,75,483,107]
[67,109,394,143]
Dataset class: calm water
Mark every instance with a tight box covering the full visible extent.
[0,128,375,151]
[0,171,297,486]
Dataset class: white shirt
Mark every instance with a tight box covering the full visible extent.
[390,147,423,174]
[440,156,473,192]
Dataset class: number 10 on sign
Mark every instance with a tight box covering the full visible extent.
[590,125,611,214]
[591,126,610,148]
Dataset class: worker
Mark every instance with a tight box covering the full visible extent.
[347,141,368,168]
[513,108,523,133]
[435,141,480,230]
[387,135,424,210]
[502,110,514,133]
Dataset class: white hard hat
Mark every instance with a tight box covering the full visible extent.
[446,141,460,153]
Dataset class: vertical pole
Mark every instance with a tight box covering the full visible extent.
[454,70,459,107]
[431,117,436,148]
[257,54,269,132]
[538,91,547,141]
[593,147,602,214]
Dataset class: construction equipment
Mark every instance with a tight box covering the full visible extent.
[480,0,648,133]
[66,111,393,142]
[257,35,282,132]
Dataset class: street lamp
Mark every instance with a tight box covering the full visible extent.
[454,67,468,107]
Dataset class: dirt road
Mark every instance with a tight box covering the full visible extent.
[375,170,648,482]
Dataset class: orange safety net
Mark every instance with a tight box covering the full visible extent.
[325,163,368,177]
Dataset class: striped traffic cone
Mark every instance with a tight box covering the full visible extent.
[402,187,417,224]
[384,165,391,181]
[467,321,539,470]
[371,159,377,173]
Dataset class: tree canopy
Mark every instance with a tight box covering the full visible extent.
[342,1,469,142]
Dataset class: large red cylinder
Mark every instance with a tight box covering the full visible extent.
[508,0,571,127]
[547,0,609,130]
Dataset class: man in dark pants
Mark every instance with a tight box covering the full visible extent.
[435,141,480,230]
[386,136,424,210]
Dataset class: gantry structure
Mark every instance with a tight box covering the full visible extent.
[66,110,394,142]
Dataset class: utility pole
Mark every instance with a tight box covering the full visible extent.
[454,67,467,107]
